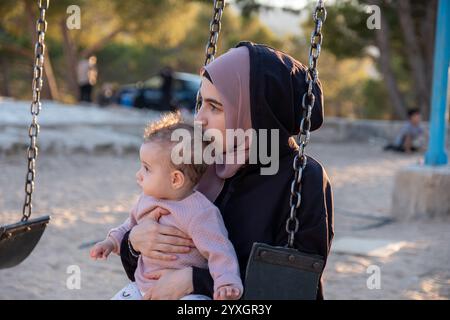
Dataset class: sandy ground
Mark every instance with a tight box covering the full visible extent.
[0,140,449,299]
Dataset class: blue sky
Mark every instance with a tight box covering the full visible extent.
[231,0,333,35]
[258,0,308,10]
[257,0,336,10]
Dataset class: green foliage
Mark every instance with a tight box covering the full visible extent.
[0,1,279,99]
[1,0,432,121]
[314,0,374,59]
[361,79,392,119]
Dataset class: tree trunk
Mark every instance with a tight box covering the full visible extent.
[397,0,430,119]
[43,50,60,101]
[374,2,409,120]
[419,0,437,89]
[24,0,60,100]
[60,19,80,99]
[0,56,11,96]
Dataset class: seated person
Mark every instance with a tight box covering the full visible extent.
[384,108,427,153]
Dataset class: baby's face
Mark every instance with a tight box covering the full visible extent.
[136,142,175,199]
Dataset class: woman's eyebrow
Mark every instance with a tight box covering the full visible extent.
[204,98,223,106]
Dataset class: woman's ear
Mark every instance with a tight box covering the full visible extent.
[171,170,185,190]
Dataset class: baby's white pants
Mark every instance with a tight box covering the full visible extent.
[111,282,211,300]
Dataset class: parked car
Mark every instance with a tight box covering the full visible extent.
[116,72,201,112]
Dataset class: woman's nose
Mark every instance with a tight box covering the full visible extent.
[195,107,207,127]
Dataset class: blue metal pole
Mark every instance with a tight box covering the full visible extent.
[425,0,450,166]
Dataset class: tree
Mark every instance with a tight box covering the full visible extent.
[0,0,197,100]
[0,0,61,99]
[235,0,438,120]
[306,0,437,120]
[0,0,279,101]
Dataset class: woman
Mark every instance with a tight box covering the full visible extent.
[120,41,334,300]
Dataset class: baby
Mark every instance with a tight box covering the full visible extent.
[90,112,243,300]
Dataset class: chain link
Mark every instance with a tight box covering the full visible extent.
[22,0,49,221]
[191,0,325,248]
[195,0,225,113]
[286,0,326,248]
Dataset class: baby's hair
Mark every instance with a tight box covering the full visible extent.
[143,112,208,186]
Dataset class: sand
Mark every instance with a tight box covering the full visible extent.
[0,99,450,299]
[0,106,449,299]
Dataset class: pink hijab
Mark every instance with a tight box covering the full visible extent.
[196,46,252,202]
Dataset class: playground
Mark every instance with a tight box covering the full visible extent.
[0,99,449,299]
[1,0,449,301]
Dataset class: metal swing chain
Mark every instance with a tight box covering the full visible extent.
[195,0,225,113]
[22,0,49,222]
[286,0,327,248]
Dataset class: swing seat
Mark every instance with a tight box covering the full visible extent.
[244,243,324,300]
[0,215,50,269]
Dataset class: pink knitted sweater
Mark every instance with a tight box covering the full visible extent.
[107,191,243,294]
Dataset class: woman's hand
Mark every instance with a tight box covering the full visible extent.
[142,267,194,300]
[128,207,195,260]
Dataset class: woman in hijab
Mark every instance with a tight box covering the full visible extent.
[120,41,334,300]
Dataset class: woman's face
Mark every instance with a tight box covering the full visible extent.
[195,76,227,152]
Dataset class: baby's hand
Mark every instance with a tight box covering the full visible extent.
[90,239,115,260]
[213,285,242,300]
